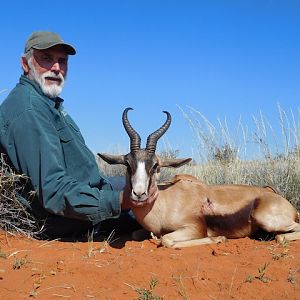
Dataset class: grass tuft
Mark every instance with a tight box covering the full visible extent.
[0,153,41,236]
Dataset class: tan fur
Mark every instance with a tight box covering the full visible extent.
[98,108,300,248]
[132,175,300,248]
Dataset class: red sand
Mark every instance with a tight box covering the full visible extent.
[0,231,299,299]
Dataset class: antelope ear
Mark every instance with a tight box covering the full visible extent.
[158,156,192,168]
[97,153,126,165]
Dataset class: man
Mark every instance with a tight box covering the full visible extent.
[0,31,158,239]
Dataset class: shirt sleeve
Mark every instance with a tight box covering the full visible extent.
[9,107,121,225]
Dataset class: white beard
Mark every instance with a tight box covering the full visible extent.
[28,59,65,99]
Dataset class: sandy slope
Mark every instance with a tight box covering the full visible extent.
[0,231,299,299]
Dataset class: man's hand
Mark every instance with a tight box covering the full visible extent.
[120,184,159,210]
[119,183,132,210]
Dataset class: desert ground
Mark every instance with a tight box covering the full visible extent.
[0,230,299,300]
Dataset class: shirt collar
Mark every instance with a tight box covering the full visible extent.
[19,75,64,109]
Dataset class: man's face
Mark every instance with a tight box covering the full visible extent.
[23,46,68,98]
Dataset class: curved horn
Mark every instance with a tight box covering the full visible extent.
[146,111,171,154]
[122,107,141,152]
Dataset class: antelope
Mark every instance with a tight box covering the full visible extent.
[98,108,300,248]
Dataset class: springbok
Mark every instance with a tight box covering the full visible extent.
[98,108,300,248]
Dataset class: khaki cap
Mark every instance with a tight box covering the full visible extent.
[25,31,76,55]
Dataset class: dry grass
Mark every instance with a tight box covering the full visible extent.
[0,154,41,236]
[1,105,299,237]
[176,105,300,210]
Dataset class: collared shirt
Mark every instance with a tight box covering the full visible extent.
[0,75,121,227]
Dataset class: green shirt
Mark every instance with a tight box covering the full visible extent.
[0,76,121,227]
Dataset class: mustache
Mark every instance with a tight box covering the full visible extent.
[42,71,65,84]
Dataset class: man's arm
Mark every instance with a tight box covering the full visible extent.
[9,107,121,225]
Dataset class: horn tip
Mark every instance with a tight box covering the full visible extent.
[125,107,133,112]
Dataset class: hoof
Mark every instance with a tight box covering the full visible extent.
[161,236,174,248]
[214,236,227,243]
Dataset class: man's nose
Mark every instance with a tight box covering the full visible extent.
[51,62,61,73]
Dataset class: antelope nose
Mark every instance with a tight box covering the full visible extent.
[132,190,147,199]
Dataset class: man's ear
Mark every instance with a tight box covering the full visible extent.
[21,56,30,74]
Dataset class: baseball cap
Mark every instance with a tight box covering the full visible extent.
[25,31,76,55]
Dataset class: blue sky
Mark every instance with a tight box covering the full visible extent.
[1,1,300,160]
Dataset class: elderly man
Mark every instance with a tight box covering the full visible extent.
[0,31,158,239]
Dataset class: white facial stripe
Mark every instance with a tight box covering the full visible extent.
[132,161,149,197]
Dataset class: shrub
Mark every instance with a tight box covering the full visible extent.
[0,154,40,236]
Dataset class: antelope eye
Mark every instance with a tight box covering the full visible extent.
[152,163,160,172]
[125,161,131,170]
